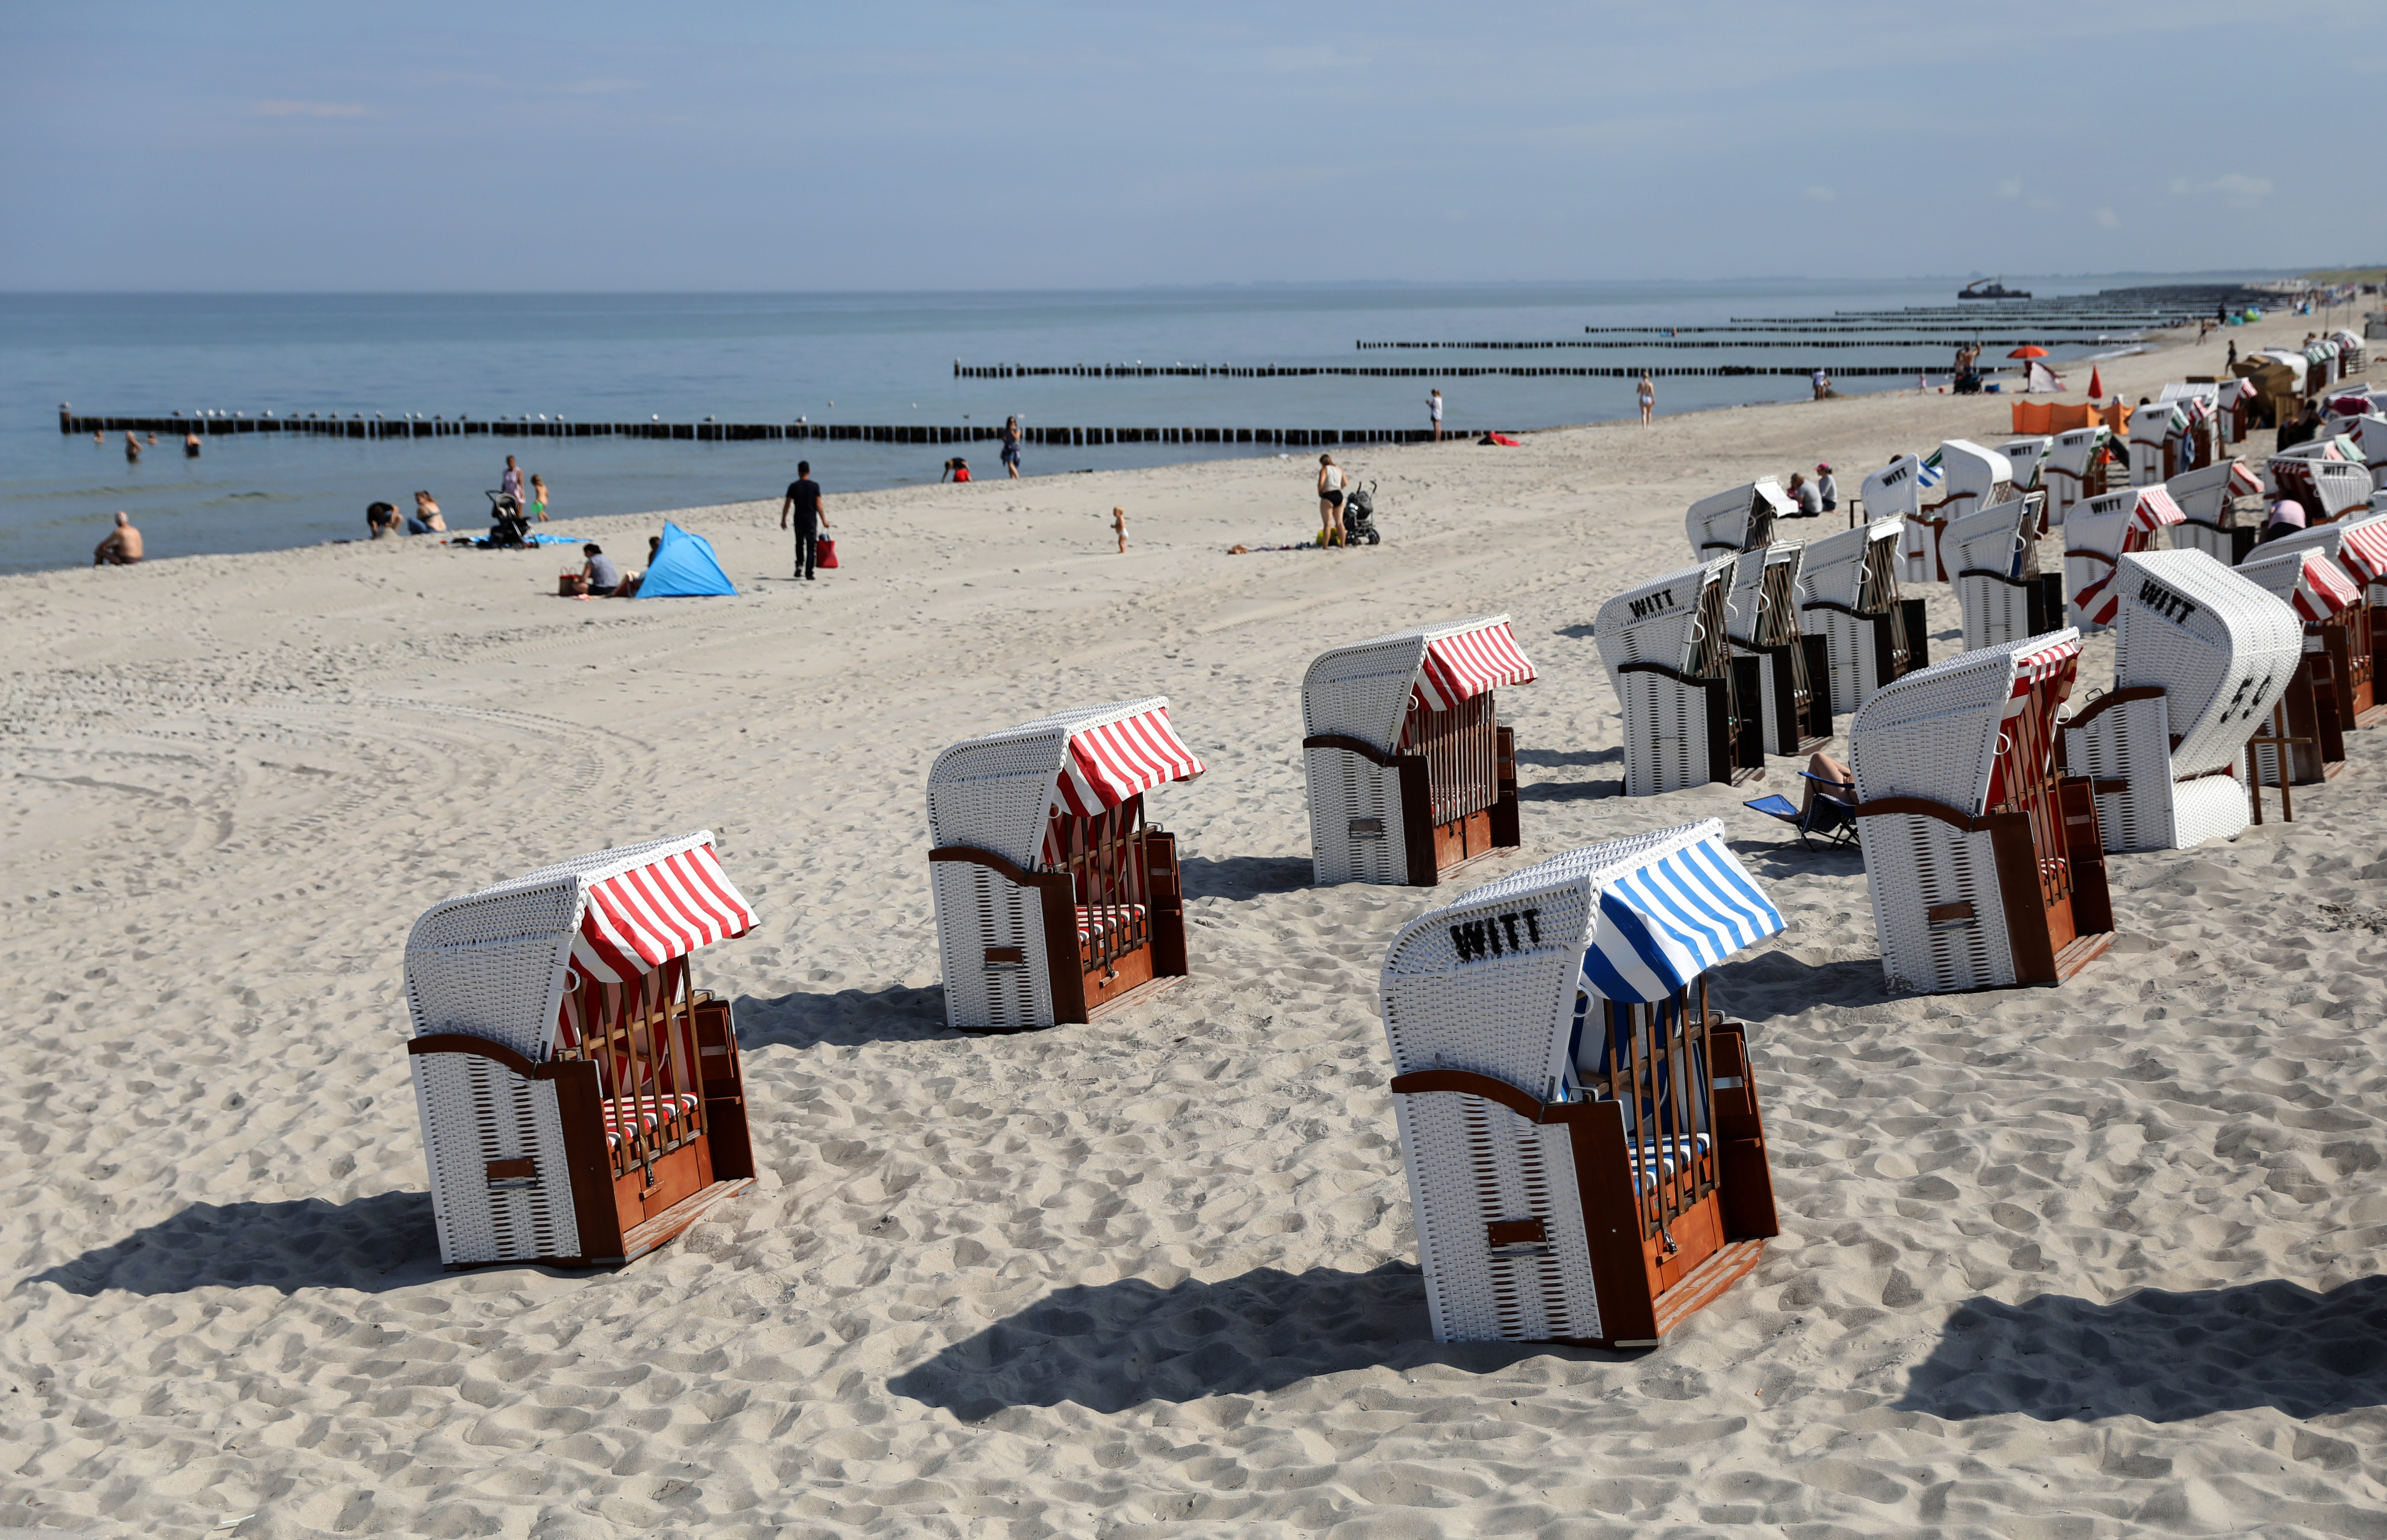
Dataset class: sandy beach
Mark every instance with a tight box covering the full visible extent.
[6,307,2386,1538]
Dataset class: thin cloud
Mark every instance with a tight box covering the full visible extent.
[2169,172,2272,201]
[2094,206,2121,229]
[1995,177,2023,199]
[1803,185,1834,203]
[255,100,367,118]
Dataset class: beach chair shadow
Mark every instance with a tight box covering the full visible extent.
[1176,854,1314,901]
[1890,1277,2387,1422]
[29,1191,444,1296]
[1512,746,1625,802]
[731,984,955,1051]
[886,1262,1604,1419]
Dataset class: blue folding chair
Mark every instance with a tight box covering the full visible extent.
[1744,771,1858,850]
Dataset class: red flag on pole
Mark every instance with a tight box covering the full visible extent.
[2087,365,2105,400]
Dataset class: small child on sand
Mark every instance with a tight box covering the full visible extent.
[1112,506,1128,553]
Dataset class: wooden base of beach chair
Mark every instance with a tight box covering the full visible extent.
[2266,654,2349,784]
[1302,725,1521,886]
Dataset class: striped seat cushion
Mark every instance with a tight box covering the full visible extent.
[1076,904,1147,942]
[602,1093,700,1150]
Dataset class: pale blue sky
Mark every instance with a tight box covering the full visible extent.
[3,0,2379,290]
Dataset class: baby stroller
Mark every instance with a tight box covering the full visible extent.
[484,489,531,548]
[1342,479,1383,545]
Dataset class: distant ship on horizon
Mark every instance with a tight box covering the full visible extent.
[1959,277,2032,300]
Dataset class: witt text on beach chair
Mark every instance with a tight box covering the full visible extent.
[1302,616,1533,886]
[1848,634,2116,993]
[2062,550,2302,853]
[2236,549,2369,784]
[2265,452,2373,531]
[1598,558,1764,796]
[2065,485,2186,634]
[1381,820,1783,1348]
[2042,426,2114,526]
[404,832,759,1268]
[1686,480,1793,562]
[927,698,1200,1032]
[1724,541,1832,756]
[1798,517,1929,715]
[1947,490,2062,653]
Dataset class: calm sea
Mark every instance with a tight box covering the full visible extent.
[0,278,2154,573]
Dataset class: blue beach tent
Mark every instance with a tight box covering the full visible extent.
[636,521,738,598]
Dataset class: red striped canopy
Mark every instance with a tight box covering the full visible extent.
[2074,488,2187,626]
[570,841,758,983]
[2228,461,2264,497]
[1414,618,1538,712]
[2332,520,2387,585]
[1984,636,2081,811]
[1053,704,1206,817]
[2283,552,2362,622]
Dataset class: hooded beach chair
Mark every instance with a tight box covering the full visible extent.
[1997,436,2052,495]
[2156,385,2223,472]
[1947,491,2062,652]
[1911,440,2016,582]
[2043,426,2114,525]
[1860,455,1928,579]
[1380,819,1783,1347]
[1724,542,1832,755]
[1797,518,1928,715]
[2128,400,2190,487]
[2266,453,2373,530]
[2065,485,2186,632]
[2261,512,2387,708]
[405,832,760,1267]
[2166,459,2265,566]
[1598,559,1764,796]
[2062,550,2302,853]
[1847,634,2116,993]
[927,698,1201,1031]
[2244,522,2386,754]
[1302,615,1534,886]
[1686,480,1794,561]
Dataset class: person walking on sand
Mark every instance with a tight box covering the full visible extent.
[1316,454,1348,547]
[93,511,143,566]
[1112,506,1128,553]
[1637,373,1655,427]
[1000,416,1023,478]
[1428,389,1444,442]
[529,474,549,521]
[780,460,830,581]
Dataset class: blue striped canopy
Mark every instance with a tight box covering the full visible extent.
[1580,835,1784,1003]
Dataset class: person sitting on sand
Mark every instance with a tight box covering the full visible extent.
[942,457,971,483]
[2259,498,2307,544]
[581,543,623,597]
[1800,750,1854,820]
[407,491,447,536]
[1815,463,1838,516]
[1786,471,1822,517]
[367,501,401,538]
[93,511,143,566]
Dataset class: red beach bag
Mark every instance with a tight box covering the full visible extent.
[815,538,839,570]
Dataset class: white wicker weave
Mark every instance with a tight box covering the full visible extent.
[1998,436,2052,492]
[402,830,754,1267]
[1686,480,1794,560]
[2254,511,2387,574]
[1301,618,1529,885]
[2062,550,2301,852]
[1597,560,1734,796]
[2128,400,2186,486]
[1797,519,1906,713]
[1910,440,2014,582]
[1861,456,1925,522]
[2266,457,2375,524]
[926,697,1191,1031]
[1947,493,2047,653]
[2044,426,2110,526]
[1725,541,1814,752]
[2065,487,2181,633]
[1848,636,2073,992]
[2166,459,2251,563]
[1380,821,1760,1344]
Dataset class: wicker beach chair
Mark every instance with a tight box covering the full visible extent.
[1998,435,2052,495]
[1686,479,1794,561]
[2165,459,2264,565]
[1380,819,1783,1347]
[2246,519,2387,741]
[2062,550,2302,853]
[1598,559,1764,795]
[927,698,1202,1032]
[1797,518,1929,715]
[1947,491,2062,652]
[1910,440,2016,583]
[2267,453,2374,529]
[1302,616,1534,887]
[2043,426,2113,526]
[1860,453,1926,569]
[1848,634,2116,993]
[404,832,760,1268]
[2065,485,2186,632]
[1724,543,1832,755]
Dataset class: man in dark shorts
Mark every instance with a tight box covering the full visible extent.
[779,461,830,580]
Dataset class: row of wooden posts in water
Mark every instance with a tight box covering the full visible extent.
[948,361,1968,380]
[61,410,1453,449]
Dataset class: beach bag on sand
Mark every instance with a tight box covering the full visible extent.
[816,538,840,569]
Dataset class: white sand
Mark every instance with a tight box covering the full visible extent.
[6,311,2386,1538]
